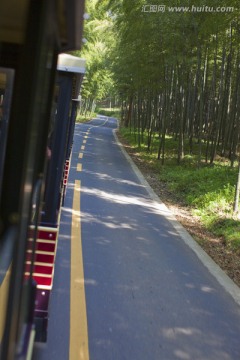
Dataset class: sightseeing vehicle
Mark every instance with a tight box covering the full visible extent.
[0,0,85,358]
[31,53,86,341]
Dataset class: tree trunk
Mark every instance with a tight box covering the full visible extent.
[125,95,133,127]
[234,159,240,214]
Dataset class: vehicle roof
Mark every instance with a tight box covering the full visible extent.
[57,53,86,74]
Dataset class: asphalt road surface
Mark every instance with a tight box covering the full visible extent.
[34,116,240,360]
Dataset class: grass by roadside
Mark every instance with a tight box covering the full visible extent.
[76,108,121,123]
[96,107,121,119]
[76,113,97,123]
[119,127,240,252]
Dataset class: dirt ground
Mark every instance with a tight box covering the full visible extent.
[117,132,240,288]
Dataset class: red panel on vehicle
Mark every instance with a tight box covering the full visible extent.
[26,226,59,289]
[37,230,57,241]
[36,242,55,252]
[33,276,52,287]
[35,266,53,275]
[34,253,54,264]
[28,228,57,240]
[25,264,53,275]
[63,160,70,186]
[26,252,34,262]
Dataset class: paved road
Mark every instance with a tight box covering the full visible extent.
[34,116,240,360]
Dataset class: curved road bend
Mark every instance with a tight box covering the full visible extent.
[34,116,240,360]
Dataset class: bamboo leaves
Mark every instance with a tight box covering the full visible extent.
[109,0,240,166]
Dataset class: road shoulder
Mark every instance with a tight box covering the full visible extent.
[114,129,240,307]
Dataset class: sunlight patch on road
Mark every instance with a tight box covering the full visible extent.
[83,169,146,188]
[162,327,202,339]
[80,186,173,218]
[80,211,135,230]
[201,285,216,293]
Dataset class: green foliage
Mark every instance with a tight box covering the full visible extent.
[211,218,240,249]
[76,112,97,123]
[74,0,116,114]
[108,0,239,94]
[119,126,240,250]
[97,107,121,118]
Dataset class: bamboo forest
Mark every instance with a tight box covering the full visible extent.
[75,0,240,270]
[80,0,240,162]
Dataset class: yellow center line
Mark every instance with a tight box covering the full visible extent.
[77,164,82,172]
[83,140,87,144]
[79,153,83,159]
[70,180,89,360]
[0,267,11,343]
[81,145,85,150]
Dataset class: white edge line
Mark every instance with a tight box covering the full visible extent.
[113,127,240,307]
